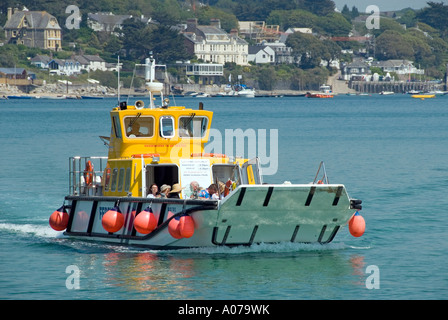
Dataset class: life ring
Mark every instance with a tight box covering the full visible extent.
[131,153,160,158]
[190,153,226,158]
[83,160,94,186]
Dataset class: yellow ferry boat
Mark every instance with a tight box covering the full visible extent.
[49,57,364,249]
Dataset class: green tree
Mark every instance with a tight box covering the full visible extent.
[286,32,325,69]
[256,66,277,90]
[197,6,238,32]
[301,0,335,16]
[375,30,414,60]
[417,2,448,38]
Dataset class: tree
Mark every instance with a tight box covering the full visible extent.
[417,2,448,38]
[197,6,238,32]
[145,25,193,63]
[286,32,325,69]
[375,30,414,60]
[301,0,335,16]
[256,66,277,90]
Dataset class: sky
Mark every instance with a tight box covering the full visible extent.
[333,0,433,11]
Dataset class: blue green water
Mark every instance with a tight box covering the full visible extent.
[1,94,447,300]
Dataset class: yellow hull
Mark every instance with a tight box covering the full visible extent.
[412,94,435,99]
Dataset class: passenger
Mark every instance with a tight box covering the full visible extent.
[147,183,160,198]
[209,184,220,200]
[199,184,218,200]
[218,181,226,199]
[189,181,200,199]
[168,183,184,199]
[160,184,171,198]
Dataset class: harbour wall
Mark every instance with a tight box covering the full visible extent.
[349,80,445,93]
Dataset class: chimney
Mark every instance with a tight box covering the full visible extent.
[186,18,198,32]
[230,29,238,36]
[210,18,221,29]
[7,7,12,20]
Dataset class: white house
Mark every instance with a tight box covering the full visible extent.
[183,19,249,66]
[248,45,275,64]
[341,60,371,81]
[48,58,81,76]
[370,60,424,75]
[261,41,294,64]
[74,55,107,72]
[30,54,51,69]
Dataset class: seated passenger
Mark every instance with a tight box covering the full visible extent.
[168,183,184,199]
[147,183,161,198]
[160,184,171,198]
[189,181,200,199]
[199,184,219,200]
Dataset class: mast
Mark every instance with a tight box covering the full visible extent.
[117,56,122,106]
[137,55,166,109]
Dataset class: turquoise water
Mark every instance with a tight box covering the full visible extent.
[1,95,447,300]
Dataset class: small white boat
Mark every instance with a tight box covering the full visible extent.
[379,91,394,95]
[237,88,255,98]
[195,93,210,98]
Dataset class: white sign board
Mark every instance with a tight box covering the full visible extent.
[179,159,212,199]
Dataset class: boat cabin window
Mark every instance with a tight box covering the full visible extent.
[112,115,122,138]
[111,168,118,191]
[124,168,131,192]
[179,115,208,138]
[212,164,241,186]
[145,164,179,191]
[117,168,125,192]
[124,116,154,138]
[160,116,175,138]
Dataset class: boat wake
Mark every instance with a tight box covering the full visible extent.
[0,221,364,254]
[0,222,62,239]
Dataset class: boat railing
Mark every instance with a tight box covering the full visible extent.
[69,156,108,196]
[313,161,329,184]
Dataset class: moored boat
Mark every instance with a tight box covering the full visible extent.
[306,84,334,98]
[49,57,365,249]
[412,94,435,100]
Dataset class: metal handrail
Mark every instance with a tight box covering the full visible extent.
[312,161,329,184]
[69,156,108,195]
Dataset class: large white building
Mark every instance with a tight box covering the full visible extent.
[183,19,249,66]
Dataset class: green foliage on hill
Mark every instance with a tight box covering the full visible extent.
[2,0,448,85]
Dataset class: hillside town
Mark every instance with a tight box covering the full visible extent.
[0,1,447,97]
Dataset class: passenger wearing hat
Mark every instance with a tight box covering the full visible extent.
[160,184,171,198]
[168,183,184,199]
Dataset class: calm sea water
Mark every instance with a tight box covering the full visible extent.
[1,94,447,300]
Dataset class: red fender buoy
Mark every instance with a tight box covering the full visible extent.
[134,207,157,234]
[349,212,365,237]
[49,206,69,231]
[168,212,182,239]
[179,215,195,238]
[102,206,124,233]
